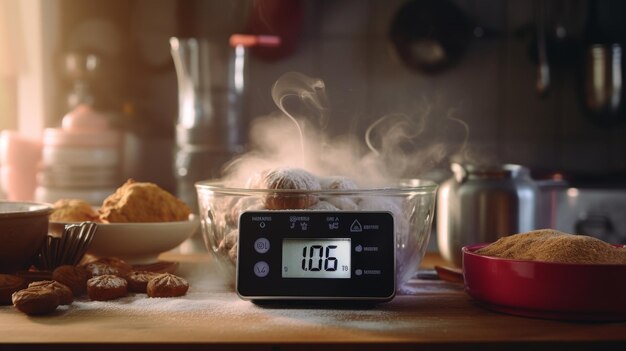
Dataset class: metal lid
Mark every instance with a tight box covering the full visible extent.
[452,163,530,182]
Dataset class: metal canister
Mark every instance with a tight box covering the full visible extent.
[437,163,540,267]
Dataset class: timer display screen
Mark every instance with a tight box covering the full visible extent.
[282,238,351,279]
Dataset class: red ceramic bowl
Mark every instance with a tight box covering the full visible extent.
[463,243,626,321]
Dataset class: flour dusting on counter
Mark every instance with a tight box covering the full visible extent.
[0,259,457,336]
[35,263,444,331]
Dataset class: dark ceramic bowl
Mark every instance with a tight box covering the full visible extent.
[0,201,53,273]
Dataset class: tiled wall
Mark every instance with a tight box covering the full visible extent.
[246,0,626,179]
[56,0,626,190]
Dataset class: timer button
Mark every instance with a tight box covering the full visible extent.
[254,238,270,254]
[253,261,270,277]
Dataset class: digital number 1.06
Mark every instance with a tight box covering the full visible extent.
[301,245,338,272]
[282,238,351,279]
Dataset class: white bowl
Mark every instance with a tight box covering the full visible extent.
[50,215,200,265]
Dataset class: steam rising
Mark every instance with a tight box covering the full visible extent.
[223,72,465,187]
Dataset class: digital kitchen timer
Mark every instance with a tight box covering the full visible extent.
[236,211,396,302]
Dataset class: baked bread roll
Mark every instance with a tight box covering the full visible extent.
[50,199,99,222]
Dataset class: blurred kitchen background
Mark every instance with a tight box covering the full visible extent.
[1,0,625,245]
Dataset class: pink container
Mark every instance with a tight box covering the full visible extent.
[0,131,42,201]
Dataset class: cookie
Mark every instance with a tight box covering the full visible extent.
[125,271,161,293]
[147,273,189,298]
[82,257,132,278]
[87,275,128,301]
[52,265,89,296]
[12,287,60,315]
[0,274,26,305]
[28,280,74,305]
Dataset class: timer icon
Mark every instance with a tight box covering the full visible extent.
[254,238,270,254]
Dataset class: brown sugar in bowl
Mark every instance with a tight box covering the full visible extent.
[463,242,626,321]
[0,201,53,273]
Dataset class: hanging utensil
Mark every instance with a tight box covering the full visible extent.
[536,0,551,96]
[389,0,472,74]
[580,0,626,126]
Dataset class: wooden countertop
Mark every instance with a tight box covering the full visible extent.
[1,252,625,350]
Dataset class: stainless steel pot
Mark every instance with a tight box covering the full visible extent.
[436,163,540,267]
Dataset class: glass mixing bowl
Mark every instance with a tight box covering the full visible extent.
[195,179,438,289]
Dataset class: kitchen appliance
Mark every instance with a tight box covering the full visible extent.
[170,35,280,210]
[196,179,437,296]
[170,36,244,209]
[236,211,395,302]
[556,187,626,244]
[437,163,540,267]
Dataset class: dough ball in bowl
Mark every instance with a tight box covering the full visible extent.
[256,168,321,210]
[320,176,360,210]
